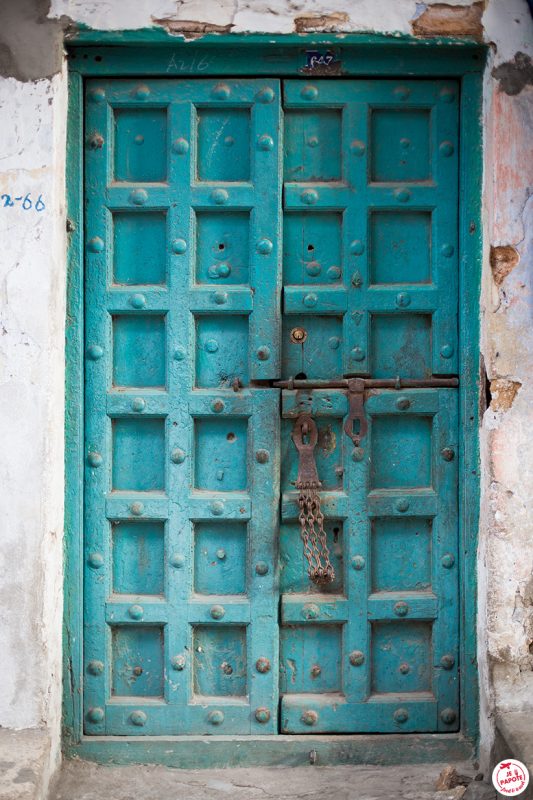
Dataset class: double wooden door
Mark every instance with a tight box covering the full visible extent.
[83,77,460,735]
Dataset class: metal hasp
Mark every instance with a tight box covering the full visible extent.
[292,414,335,586]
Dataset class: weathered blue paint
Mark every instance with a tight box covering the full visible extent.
[65,37,485,764]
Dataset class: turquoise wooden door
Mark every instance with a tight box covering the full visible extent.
[83,77,460,737]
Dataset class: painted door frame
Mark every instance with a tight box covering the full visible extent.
[64,32,485,767]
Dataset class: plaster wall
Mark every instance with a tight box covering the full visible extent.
[0,0,531,773]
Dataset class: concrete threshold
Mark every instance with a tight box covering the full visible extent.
[49,758,494,800]
[495,711,533,800]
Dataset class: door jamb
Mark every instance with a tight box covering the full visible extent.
[64,33,485,765]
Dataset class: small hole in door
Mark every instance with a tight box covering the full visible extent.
[227,432,236,442]
[307,244,314,252]
[218,243,225,251]
[295,372,307,380]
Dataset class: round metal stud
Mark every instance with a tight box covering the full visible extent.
[210,605,225,620]
[170,553,185,568]
[216,263,231,278]
[350,140,366,156]
[328,336,340,350]
[441,243,454,258]
[211,188,229,205]
[396,397,411,411]
[440,344,454,359]
[171,448,186,464]
[394,601,409,617]
[208,709,224,725]
[87,344,104,360]
[439,141,455,157]
[400,138,411,150]
[301,710,318,726]
[134,135,144,145]
[396,292,411,308]
[395,498,410,513]
[87,707,104,723]
[441,553,455,569]
[88,87,106,103]
[302,603,320,620]
[440,86,456,103]
[205,339,219,353]
[87,660,104,676]
[131,397,145,412]
[305,261,321,277]
[88,236,104,253]
[216,549,226,561]
[352,555,365,570]
[255,707,271,723]
[130,189,148,206]
[301,85,318,100]
[257,238,273,255]
[212,82,230,99]
[441,654,455,670]
[87,552,104,569]
[130,710,147,727]
[128,604,144,620]
[307,136,319,148]
[257,346,270,361]
[174,347,186,361]
[399,663,410,675]
[130,501,144,516]
[171,654,186,671]
[211,398,225,413]
[301,189,318,205]
[213,290,228,305]
[135,84,151,100]
[256,86,275,103]
[394,85,411,100]
[256,449,270,463]
[351,347,365,362]
[350,240,365,255]
[394,188,411,203]
[172,137,189,154]
[349,651,365,667]
[87,451,103,468]
[394,708,409,723]
[256,657,271,673]
[129,293,146,309]
[255,561,269,576]
[258,134,274,151]
[211,500,224,516]
[351,271,363,288]
[441,447,455,462]
[440,708,457,725]
[303,293,318,308]
[352,447,365,462]
[172,239,187,254]
[327,266,341,281]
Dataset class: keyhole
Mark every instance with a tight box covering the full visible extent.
[218,243,225,250]
[351,418,361,436]
[333,526,339,544]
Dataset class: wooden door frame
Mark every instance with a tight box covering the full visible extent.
[64,32,485,766]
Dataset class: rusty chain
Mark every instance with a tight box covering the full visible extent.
[292,414,335,586]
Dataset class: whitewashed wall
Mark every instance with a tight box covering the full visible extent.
[0,0,531,773]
